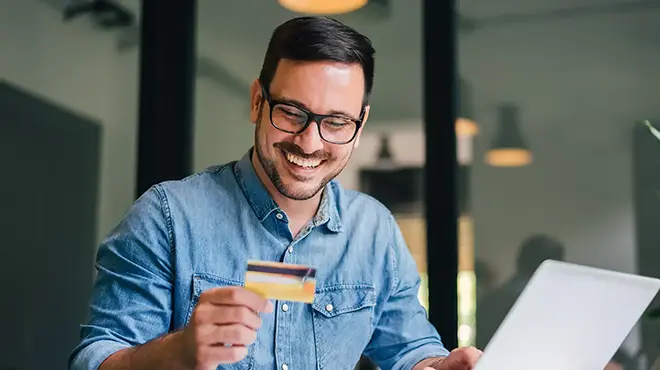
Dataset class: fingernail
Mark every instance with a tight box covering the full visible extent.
[265,300,274,312]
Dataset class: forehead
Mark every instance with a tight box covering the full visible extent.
[269,59,365,116]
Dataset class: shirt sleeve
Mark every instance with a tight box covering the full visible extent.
[364,215,450,370]
[69,185,174,370]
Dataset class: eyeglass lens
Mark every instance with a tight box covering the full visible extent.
[271,104,357,144]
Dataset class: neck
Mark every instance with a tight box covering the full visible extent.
[251,151,322,222]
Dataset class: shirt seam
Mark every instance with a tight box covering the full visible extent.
[208,162,233,176]
[180,163,231,182]
[153,184,175,263]
[388,213,400,296]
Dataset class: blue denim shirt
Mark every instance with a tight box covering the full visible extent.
[69,149,449,370]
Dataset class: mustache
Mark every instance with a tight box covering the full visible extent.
[274,142,331,161]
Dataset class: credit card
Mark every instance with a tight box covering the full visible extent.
[245,260,317,303]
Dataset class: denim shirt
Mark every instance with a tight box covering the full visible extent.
[69,149,449,370]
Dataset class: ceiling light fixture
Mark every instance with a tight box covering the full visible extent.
[485,104,532,167]
[359,134,423,215]
[279,0,369,14]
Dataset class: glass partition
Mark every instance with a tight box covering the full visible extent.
[458,1,660,368]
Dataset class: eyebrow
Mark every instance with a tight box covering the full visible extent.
[275,95,360,121]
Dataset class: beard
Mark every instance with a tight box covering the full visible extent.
[254,116,351,201]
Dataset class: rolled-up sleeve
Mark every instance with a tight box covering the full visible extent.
[364,215,450,370]
[69,185,174,370]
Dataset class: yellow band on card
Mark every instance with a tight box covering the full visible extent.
[245,260,317,303]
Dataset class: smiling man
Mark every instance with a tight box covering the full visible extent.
[69,16,481,370]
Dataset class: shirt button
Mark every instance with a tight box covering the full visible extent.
[325,304,333,312]
[282,364,288,370]
[282,303,289,312]
[276,213,284,220]
[287,246,294,253]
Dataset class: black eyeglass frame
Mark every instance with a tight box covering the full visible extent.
[260,84,365,145]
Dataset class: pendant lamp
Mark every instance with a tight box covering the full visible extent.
[485,104,532,167]
[279,0,369,14]
[359,134,423,215]
[456,77,478,137]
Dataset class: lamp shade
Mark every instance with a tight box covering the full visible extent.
[360,167,423,214]
[279,0,369,14]
[359,135,423,214]
[485,104,532,167]
[456,76,478,137]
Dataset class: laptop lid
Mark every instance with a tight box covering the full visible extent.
[474,260,660,370]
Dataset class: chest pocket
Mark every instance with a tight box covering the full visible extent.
[185,273,254,370]
[311,284,377,370]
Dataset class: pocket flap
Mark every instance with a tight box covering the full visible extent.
[192,272,243,297]
[312,284,376,318]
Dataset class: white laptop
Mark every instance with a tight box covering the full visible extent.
[475,260,660,370]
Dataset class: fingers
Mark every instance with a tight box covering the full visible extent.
[194,304,263,330]
[199,286,274,313]
[197,344,249,365]
[187,287,274,367]
[197,323,258,346]
[455,346,482,362]
[443,346,483,369]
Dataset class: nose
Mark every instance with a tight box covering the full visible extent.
[294,121,325,153]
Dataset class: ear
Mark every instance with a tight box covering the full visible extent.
[249,79,263,124]
[353,105,370,148]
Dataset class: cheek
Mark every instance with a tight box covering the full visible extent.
[260,128,289,152]
[257,122,274,144]
[329,147,351,163]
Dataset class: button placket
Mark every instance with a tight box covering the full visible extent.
[282,241,298,263]
[274,298,289,370]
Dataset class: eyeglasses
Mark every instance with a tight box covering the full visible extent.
[260,84,363,145]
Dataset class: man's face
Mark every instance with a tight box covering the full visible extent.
[250,59,370,201]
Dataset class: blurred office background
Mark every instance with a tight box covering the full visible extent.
[1,0,660,369]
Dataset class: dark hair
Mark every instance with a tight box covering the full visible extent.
[516,234,565,275]
[258,16,375,105]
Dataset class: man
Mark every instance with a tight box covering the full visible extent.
[69,16,481,370]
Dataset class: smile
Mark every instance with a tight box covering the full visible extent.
[284,152,323,168]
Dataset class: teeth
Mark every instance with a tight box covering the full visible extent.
[285,153,321,168]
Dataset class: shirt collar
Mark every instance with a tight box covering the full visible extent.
[314,182,343,233]
[233,148,342,233]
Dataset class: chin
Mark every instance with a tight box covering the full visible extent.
[276,178,325,201]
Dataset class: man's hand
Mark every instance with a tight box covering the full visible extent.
[180,286,274,370]
[418,346,483,370]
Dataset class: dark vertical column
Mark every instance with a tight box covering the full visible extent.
[457,164,470,215]
[136,0,197,197]
[423,0,459,350]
